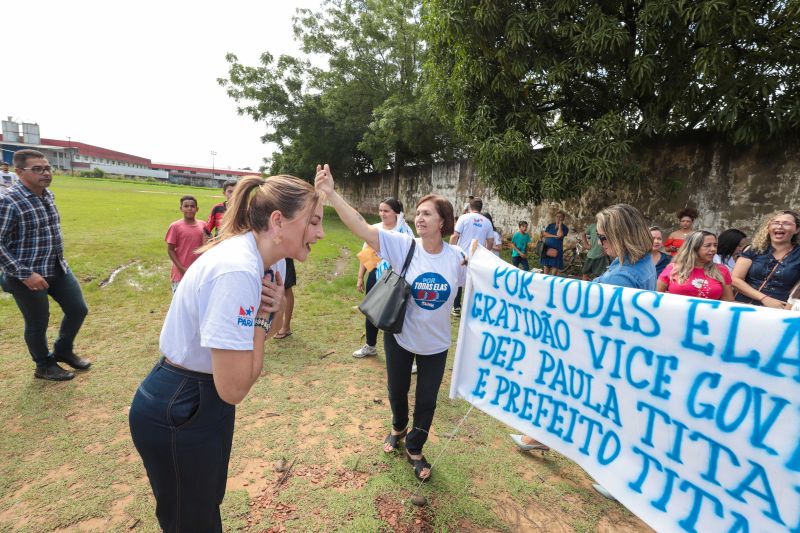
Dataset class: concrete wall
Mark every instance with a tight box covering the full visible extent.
[336,137,800,243]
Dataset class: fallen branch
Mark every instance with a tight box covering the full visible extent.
[275,458,296,488]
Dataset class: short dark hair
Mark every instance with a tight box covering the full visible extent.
[13,149,45,168]
[222,180,238,191]
[380,197,403,214]
[677,207,699,221]
[482,212,494,226]
[417,194,455,236]
[180,195,197,206]
[518,220,528,227]
[469,197,483,212]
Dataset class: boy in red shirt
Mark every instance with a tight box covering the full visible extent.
[166,195,206,293]
[204,180,237,237]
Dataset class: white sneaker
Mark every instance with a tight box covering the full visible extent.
[451,308,461,317]
[352,344,377,358]
[411,363,418,374]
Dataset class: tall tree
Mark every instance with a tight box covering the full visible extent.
[424,0,800,203]
[219,0,459,180]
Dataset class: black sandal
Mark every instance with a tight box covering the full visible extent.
[383,428,407,453]
[406,451,432,482]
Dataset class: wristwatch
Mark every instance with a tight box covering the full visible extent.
[254,316,272,333]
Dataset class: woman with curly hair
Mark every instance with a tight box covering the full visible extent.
[664,207,700,256]
[732,210,800,309]
[657,231,733,301]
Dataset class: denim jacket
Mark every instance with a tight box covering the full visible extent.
[595,255,656,290]
[734,245,800,304]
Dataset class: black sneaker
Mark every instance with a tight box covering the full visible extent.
[54,352,92,370]
[34,364,75,381]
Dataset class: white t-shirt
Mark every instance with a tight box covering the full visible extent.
[713,254,736,270]
[272,258,286,283]
[160,232,264,373]
[0,171,17,189]
[454,212,493,255]
[364,219,415,280]
[379,230,467,355]
[491,230,501,256]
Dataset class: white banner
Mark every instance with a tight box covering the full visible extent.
[450,247,800,533]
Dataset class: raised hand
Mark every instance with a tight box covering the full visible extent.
[314,164,334,196]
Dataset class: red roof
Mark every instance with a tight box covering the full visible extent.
[41,138,151,166]
[150,163,255,176]
[1,134,254,176]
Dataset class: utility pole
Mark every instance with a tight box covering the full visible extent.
[67,136,73,175]
[210,150,217,181]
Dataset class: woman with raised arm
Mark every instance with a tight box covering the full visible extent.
[657,231,734,301]
[129,175,324,532]
[732,210,800,309]
[353,197,414,359]
[316,164,466,482]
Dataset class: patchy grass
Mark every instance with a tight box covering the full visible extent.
[0,175,651,532]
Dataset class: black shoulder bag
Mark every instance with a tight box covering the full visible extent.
[358,240,416,334]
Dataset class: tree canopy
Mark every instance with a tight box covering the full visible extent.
[424,0,800,203]
[219,0,459,179]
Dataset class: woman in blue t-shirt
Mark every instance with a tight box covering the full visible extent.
[732,210,800,309]
[316,164,466,483]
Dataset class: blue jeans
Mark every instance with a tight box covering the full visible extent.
[512,256,530,271]
[129,358,235,533]
[1,267,88,368]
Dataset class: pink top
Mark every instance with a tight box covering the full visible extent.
[165,219,206,281]
[658,263,732,300]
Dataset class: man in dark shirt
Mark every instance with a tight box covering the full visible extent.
[0,149,90,381]
[204,180,237,237]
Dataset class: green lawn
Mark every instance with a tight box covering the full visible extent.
[0,175,650,532]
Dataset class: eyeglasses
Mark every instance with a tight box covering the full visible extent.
[770,221,797,228]
[597,234,608,242]
[22,166,52,175]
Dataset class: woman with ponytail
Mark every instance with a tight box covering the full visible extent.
[129,175,324,532]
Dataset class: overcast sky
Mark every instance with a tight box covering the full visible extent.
[3,0,322,171]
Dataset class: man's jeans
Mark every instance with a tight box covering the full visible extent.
[1,268,88,367]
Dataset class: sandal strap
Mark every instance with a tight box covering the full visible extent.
[383,429,408,451]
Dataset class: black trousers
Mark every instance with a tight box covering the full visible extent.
[364,269,378,347]
[1,267,88,367]
[453,286,463,310]
[129,359,235,533]
[384,333,448,454]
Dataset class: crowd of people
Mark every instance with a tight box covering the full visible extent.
[2,150,799,531]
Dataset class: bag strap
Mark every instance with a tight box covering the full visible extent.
[756,260,781,293]
[400,239,416,277]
